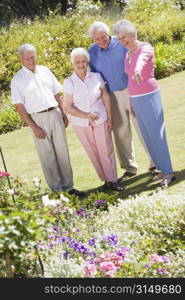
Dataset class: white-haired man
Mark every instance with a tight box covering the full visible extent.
[11,44,85,196]
[88,21,157,180]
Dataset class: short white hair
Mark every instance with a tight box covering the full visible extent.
[114,20,137,39]
[89,21,110,39]
[70,48,90,64]
[18,44,36,57]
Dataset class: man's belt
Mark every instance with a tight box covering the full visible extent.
[37,107,55,113]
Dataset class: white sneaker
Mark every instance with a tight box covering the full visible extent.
[160,174,175,188]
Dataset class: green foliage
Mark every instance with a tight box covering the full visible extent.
[0,177,53,277]
[0,107,24,134]
[80,191,118,210]
[154,41,185,78]
[0,0,184,135]
[124,0,185,44]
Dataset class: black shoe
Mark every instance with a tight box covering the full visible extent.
[111,182,124,191]
[100,182,112,191]
[119,172,137,181]
[68,188,86,197]
[101,181,124,192]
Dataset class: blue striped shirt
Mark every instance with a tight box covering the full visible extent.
[89,36,128,92]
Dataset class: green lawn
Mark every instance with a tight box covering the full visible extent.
[0,71,185,198]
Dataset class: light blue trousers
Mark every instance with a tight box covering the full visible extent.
[130,90,173,174]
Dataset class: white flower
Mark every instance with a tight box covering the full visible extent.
[7,189,14,195]
[67,208,73,215]
[42,195,61,207]
[60,194,69,203]
[32,177,40,187]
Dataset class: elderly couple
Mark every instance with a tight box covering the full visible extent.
[11,20,175,196]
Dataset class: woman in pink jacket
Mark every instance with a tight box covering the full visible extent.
[114,20,175,187]
[63,47,123,191]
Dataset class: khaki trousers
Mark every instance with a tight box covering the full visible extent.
[31,108,73,192]
[110,88,138,173]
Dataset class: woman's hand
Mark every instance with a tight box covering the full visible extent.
[133,71,143,84]
[88,112,99,121]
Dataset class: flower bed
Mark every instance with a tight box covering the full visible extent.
[0,173,184,278]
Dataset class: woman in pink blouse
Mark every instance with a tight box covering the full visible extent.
[114,20,175,187]
[63,47,123,191]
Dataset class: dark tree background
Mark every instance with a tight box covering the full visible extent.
[0,0,78,25]
[0,0,129,26]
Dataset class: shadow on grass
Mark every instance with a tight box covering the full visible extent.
[84,169,185,200]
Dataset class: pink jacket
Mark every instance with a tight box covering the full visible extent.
[125,42,159,96]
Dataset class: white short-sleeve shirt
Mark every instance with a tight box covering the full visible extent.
[63,71,107,127]
[11,65,62,113]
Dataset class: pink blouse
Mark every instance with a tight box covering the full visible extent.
[125,42,159,96]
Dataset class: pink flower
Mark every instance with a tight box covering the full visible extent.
[149,254,169,264]
[0,171,10,178]
[99,261,118,277]
[84,263,97,277]
[157,268,167,275]
[109,253,123,267]
[99,261,117,272]
[96,251,115,264]
[26,253,35,261]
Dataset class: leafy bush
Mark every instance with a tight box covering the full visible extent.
[0,107,24,134]
[0,176,52,277]
[0,0,184,135]
[0,0,184,92]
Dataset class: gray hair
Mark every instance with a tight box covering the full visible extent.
[18,44,36,57]
[89,21,110,39]
[114,20,137,39]
[70,47,90,64]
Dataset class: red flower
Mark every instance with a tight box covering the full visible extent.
[0,171,10,178]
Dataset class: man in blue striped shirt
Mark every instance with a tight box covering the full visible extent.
[88,21,138,179]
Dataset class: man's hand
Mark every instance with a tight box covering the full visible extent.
[32,125,46,139]
[63,114,69,128]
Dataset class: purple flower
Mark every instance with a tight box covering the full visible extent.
[88,238,96,247]
[76,208,84,216]
[157,268,167,275]
[48,234,59,240]
[104,234,118,246]
[144,263,150,268]
[63,251,71,259]
[48,242,54,249]
[52,226,58,232]
[58,236,70,245]
[37,240,46,250]
[94,199,107,207]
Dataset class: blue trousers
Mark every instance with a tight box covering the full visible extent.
[131,90,173,174]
